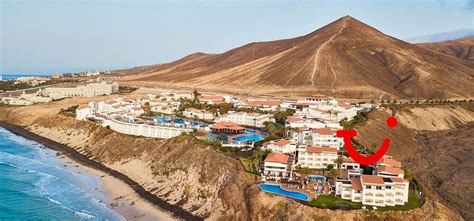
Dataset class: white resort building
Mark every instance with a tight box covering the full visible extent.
[1,91,53,105]
[183,108,214,120]
[334,154,410,208]
[262,139,297,154]
[159,91,194,101]
[294,94,359,122]
[105,118,193,139]
[311,128,343,149]
[341,157,362,180]
[244,100,280,112]
[215,111,274,128]
[262,153,294,181]
[286,116,342,130]
[337,175,409,207]
[297,146,338,169]
[199,95,225,105]
[373,155,405,179]
[296,94,339,106]
[75,97,195,139]
[44,81,119,100]
[288,127,312,145]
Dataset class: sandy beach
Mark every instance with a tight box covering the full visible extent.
[0,122,201,221]
[61,157,178,221]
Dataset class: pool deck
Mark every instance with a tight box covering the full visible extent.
[263,181,318,200]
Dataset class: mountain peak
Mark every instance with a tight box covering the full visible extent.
[335,15,362,24]
[341,15,355,20]
[305,15,379,39]
[119,17,474,99]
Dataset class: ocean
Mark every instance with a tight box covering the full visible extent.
[0,74,51,81]
[0,128,124,221]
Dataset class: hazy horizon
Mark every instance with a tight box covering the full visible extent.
[2,0,473,75]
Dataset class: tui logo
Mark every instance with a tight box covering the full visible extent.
[337,116,398,166]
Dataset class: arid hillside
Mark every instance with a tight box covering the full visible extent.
[0,99,465,220]
[117,16,474,99]
[355,104,474,220]
[417,37,474,63]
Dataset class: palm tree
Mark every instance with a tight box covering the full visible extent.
[335,156,344,179]
[325,164,334,176]
[402,166,414,181]
[251,148,262,173]
[192,89,201,102]
[329,168,340,180]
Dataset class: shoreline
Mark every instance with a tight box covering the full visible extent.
[0,121,203,221]
[57,153,177,221]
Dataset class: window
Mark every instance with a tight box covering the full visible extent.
[376,186,382,190]
[366,185,371,189]
[386,186,392,189]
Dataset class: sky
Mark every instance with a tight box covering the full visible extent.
[1,0,473,75]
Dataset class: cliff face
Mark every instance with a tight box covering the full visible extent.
[0,102,465,220]
[25,115,255,220]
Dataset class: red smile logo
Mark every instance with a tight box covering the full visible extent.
[336,116,398,166]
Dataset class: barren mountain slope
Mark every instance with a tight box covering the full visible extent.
[118,16,474,99]
[355,104,474,220]
[417,37,474,63]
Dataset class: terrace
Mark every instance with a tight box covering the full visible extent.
[262,174,331,201]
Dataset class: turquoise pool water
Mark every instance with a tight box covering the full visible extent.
[258,184,309,201]
[245,129,256,133]
[232,134,262,142]
[153,116,171,122]
[307,175,326,182]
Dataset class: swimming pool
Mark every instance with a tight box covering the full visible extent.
[153,116,171,122]
[232,134,262,142]
[307,175,326,182]
[245,129,256,133]
[258,184,309,201]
